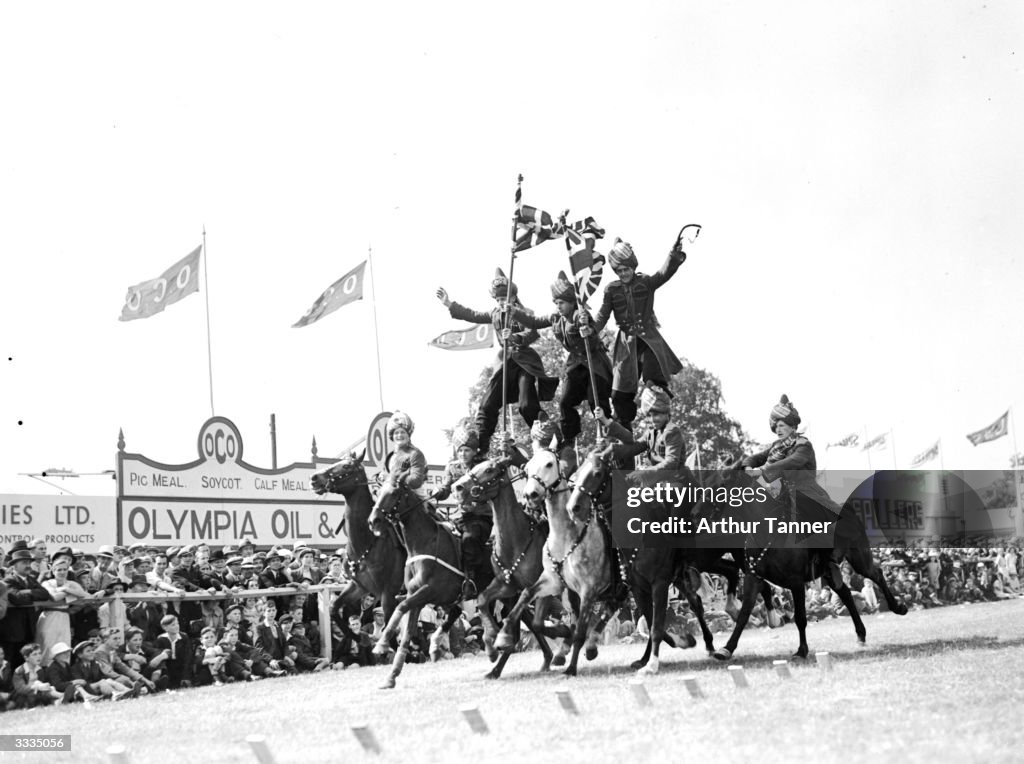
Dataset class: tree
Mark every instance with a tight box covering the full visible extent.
[452,328,752,465]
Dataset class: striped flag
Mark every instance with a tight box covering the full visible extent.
[292,261,366,328]
[861,432,887,452]
[826,432,860,449]
[119,246,201,321]
[911,440,940,467]
[565,217,606,304]
[513,205,565,252]
[428,324,494,351]
[966,410,1009,446]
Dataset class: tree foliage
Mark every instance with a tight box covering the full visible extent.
[447,328,752,465]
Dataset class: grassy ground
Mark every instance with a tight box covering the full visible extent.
[3,600,1023,764]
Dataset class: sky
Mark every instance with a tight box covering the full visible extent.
[2,1,1023,497]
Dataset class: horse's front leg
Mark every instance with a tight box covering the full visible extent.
[713,569,761,661]
[495,573,561,652]
[476,578,513,662]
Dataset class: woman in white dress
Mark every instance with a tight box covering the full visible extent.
[37,557,91,666]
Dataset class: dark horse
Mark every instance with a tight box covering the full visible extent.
[451,455,574,679]
[311,451,405,627]
[707,466,908,660]
[368,474,491,689]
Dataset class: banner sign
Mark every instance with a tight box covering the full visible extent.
[0,495,116,551]
[117,416,345,549]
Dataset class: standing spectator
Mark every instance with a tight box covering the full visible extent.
[37,556,92,665]
[1,547,52,667]
[258,552,294,614]
[98,579,128,633]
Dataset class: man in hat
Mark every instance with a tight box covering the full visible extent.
[258,551,295,614]
[29,538,49,579]
[511,270,614,452]
[126,575,164,642]
[1,547,52,668]
[617,386,686,477]
[592,233,690,431]
[437,269,558,456]
[432,420,494,588]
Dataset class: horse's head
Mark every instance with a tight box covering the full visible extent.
[522,448,564,510]
[567,444,615,522]
[367,473,408,536]
[452,457,507,506]
[311,449,367,495]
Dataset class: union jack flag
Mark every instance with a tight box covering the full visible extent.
[564,217,606,305]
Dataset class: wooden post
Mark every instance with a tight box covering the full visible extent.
[318,585,333,662]
[246,735,277,764]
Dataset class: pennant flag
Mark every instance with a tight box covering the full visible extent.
[966,410,1009,446]
[911,440,940,467]
[292,261,366,328]
[428,324,495,351]
[861,432,887,452]
[564,217,606,304]
[119,246,201,322]
[826,432,860,449]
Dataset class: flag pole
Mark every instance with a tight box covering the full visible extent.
[565,220,605,440]
[202,225,215,417]
[502,174,524,443]
[367,245,385,410]
[1009,406,1024,536]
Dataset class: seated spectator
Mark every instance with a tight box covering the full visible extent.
[154,615,194,689]
[93,627,149,694]
[255,602,296,674]
[288,622,330,672]
[194,627,229,686]
[335,615,374,668]
[44,642,99,704]
[0,646,14,710]
[12,644,64,708]
[121,627,167,692]
[70,640,132,700]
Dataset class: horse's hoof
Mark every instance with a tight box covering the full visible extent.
[429,650,442,663]
[494,634,513,652]
[707,650,715,658]
[894,604,908,616]
[630,659,647,671]
[379,677,396,690]
[792,650,808,660]
[371,645,387,656]
[712,648,733,661]
[484,670,500,680]
[638,663,659,676]
[585,646,598,661]
[562,668,577,678]
[682,633,697,649]
[551,655,566,667]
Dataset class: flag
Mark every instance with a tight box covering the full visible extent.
[292,261,366,328]
[564,217,606,304]
[826,432,860,449]
[513,205,565,252]
[428,324,494,351]
[911,440,940,467]
[966,410,1009,446]
[861,433,887,452]
[119,246,201,322]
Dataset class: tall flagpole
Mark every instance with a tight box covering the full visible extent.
[202,225,215,417]
[367,245,385,410]
[502,175,523,441]
[1009,406,1024,536]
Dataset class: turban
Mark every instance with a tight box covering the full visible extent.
[550,271,576,303]
[530,413,559,449]
[608,238,637,270]
[640,386,671,416]
[388,411,415,439]
[489,268,518,299]
[769,394,801,430]
[451,421,480,451]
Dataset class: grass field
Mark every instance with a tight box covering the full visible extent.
[3,600,1023,763]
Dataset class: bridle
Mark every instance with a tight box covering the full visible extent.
[526,450,572,502]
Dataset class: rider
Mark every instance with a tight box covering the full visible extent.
[432,422,495,585]
[383,411,428,499]
[509,271,613,454]
[436,269,559,457]
[592,234,689,432]
[742,395,843,577]
[616,385,687,485]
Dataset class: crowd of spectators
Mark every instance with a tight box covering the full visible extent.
[2,538,1021,712]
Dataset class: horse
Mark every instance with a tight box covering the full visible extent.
[567,445,740,674]
[450,454,574,679]
[368,473,487,689]
[494,448,620,677]
[706,466,909,661]
[310,451,406,628]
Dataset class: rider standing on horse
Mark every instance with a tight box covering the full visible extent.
[592,235,688,432]
[436,269,559,457]
[509,271,613,454]
[431,422,495,586]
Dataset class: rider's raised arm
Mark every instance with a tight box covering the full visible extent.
[507,306,552,330]
[448,301,493,324]
[648,242,687,291]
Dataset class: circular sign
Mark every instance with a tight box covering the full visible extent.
[365,411,392,469]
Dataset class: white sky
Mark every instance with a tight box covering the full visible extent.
[2,1,1023,496]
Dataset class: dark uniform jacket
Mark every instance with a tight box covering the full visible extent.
[433,456,494,519]
[743,436,840,513]
[0,571,52,644]
[512,307,613,384]
[448,301,558,401]
[621,422,686,470]
[593,251,686,385]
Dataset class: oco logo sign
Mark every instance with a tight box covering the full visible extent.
[365,412,392,469]
[197,418,244,465]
